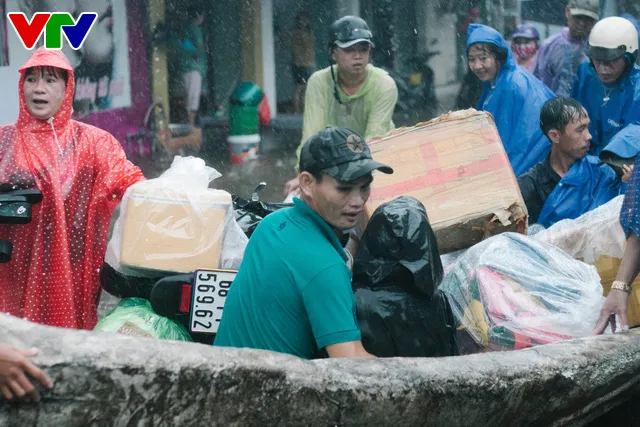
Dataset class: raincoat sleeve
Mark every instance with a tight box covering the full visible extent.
[532,40,550,86]
[296,72,327,161]
[97,133,145,200]
[490,76,553,176]
[620,156,640,238]
[363,75,397,141]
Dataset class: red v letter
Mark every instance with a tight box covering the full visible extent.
[8,13,50,50]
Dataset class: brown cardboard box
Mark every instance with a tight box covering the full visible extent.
[120,185,231,273]
[365,109,528,253]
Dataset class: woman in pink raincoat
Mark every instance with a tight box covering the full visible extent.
[0,48,144,329]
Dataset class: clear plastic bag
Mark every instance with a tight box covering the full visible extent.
[439,233,604,352]
[105,156,247,277]
[532,196,625,263]
[94,297,192,341]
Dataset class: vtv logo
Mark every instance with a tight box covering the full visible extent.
[7,12,97,50]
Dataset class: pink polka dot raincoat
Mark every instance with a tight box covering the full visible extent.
[0,48,144,329]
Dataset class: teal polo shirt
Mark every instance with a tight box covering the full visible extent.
[213,198,361,359]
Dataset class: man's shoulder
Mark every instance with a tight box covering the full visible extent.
[308,67,333,84]
[369,66,396,90]
[518,158,552,184]
[541,29,566,48]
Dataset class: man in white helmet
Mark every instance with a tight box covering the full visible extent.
[570,16,640,157]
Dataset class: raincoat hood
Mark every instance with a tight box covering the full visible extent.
[466,24,516,71]
[17,47,75,133]
[353,196,443,297]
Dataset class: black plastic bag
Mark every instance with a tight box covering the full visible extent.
[233,183,293,237]
[352,196,458,357]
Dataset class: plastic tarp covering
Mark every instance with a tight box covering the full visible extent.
[352,197,458,357]
[94,297,192,341]
[533,196,625,263]
[440,233,604,352]
[103,157,247,297]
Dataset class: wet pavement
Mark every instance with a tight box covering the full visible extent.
[139,114,303,203]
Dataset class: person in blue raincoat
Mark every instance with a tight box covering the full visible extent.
[518,97,626,228]
[466,24,555,177]
[570,16,640,156]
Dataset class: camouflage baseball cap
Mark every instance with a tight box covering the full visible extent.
[299,127,393,182]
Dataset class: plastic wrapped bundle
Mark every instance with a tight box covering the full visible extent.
[102,156,248,298]
[440,233,604,352]
[353,197,458,357]
[533,196,625,263]
[94,298,192,341]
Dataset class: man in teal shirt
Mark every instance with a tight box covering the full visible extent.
[215,127,393,359]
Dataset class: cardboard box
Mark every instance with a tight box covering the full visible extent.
[365,109,528,254]
[120,186,231,273]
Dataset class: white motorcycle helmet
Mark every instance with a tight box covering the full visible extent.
[588,16,639,63]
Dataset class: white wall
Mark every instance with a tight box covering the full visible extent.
[335,0,360,16]
[261,0,277,117]
[0,0,40,125]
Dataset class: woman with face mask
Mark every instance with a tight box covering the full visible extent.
[510,24,541,72]
[0,48,144,330]
[467,24,556,177]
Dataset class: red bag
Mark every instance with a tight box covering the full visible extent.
[258,95,271,126]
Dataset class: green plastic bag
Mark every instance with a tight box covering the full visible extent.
[94,298,192,341]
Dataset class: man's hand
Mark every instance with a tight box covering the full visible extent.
[326,340,375,358]
[623,164,634,184]
[0,345,53,402]
[283,177,300,197]
[593,289,630,335]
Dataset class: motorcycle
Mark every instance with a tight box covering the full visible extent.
[386,50,440,127]
[99,183,293,344]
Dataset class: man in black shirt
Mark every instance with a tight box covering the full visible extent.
[517,97,626,227]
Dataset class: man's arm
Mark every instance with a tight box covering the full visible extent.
[594,233,640,334]
[302,264,372,358]
[296,73,327,161]
[326,340,375,358]
[364,76,398,140]
[98,133,145,200]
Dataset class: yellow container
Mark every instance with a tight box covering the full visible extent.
[593,256,640,327]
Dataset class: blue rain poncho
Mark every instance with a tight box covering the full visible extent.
[570,60,640,156]
[467,24,555,176]
[537,155,623,227]
[601,123,640,159]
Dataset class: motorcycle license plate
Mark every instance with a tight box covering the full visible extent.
[190,269,237,334]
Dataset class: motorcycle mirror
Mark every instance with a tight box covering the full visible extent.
[251,182,267,202]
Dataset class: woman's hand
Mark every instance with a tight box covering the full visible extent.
[593,290,629,335]
[0,345,53,402]
[622,164,634,184]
